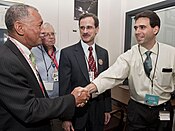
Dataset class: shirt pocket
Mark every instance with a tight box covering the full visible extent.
[157,68,172,87]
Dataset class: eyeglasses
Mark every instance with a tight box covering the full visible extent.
[41,32,56,37]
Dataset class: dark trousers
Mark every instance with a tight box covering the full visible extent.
[75,125,103,131]
[126,99,174,131]
[74,114,104,131]
[74,99,105,131]
[51,119,64,131]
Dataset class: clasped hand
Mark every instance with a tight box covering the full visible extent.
[71,87,90,107]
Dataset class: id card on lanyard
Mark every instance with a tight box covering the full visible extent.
[43,81,53,91]
[52,69,58,82]
[89,71,95,82]
[89,71,98,98]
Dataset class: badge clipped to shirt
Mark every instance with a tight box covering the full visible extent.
[159,111,170,121]
[89,71,98,98]
[43,81,53,91]
[51,62,56,68]
[144,94,159,106]
[89,71,95,82]
[52,70,58,82]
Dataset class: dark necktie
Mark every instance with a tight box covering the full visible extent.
[88,46,97,78]
[143,51,152,77]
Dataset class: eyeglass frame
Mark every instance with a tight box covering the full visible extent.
[40,32,56,37]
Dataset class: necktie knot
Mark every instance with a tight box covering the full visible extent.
[88,46,93,52]
[145,51,152,57]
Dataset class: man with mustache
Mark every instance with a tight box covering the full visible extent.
[59,13,111,131]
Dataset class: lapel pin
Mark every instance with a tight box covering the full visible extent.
[98,59,103,65]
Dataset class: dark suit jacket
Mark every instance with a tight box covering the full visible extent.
[0,39,75,131]
[59,41,111,129]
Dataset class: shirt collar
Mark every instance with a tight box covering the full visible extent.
[9,36,31,58]
[81,40,95,53]
[139,41,158,56]
[43,44,57,53]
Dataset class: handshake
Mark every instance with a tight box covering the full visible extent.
[71,83,97,107]
[71,87,90,107]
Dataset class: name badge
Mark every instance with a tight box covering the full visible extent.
[159,111,170,121]
[43,81,53,91]
[89,71,95,82]
[144,94,159,106]
[91,93,98,98]
[52,70,58,82]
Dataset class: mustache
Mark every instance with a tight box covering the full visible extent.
[82,33,90,37]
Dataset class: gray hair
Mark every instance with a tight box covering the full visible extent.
[42,22,54,30]
[5,4,38,31]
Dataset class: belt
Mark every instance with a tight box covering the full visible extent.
[130,99,171,109]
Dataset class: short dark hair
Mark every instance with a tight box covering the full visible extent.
[5,4,37,31]
[134,10,160,28]
[78,13,99,28]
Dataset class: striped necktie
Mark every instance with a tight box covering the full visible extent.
[88,46,98,78]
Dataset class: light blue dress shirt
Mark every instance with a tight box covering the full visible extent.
[32,45,60,98]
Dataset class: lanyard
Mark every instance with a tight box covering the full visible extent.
[48,50,59,69]
[38,46,52,79]
[9,37,45,96]
[138,43,159,93]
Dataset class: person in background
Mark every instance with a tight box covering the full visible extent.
[0,4,89,131]
[32,22,59,98]
[32,22,62,131]
[84,10,175,131]
[59,13,111,131]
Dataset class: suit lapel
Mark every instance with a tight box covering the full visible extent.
[5,40,33,73]
[74,42,90,82]
[5,39,47,97]
[95,45,103,74]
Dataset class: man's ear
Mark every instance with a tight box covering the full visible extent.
[95,26,99,34]
[14,21,25,36]
[153,26,159,35]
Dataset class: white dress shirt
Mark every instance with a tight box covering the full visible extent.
[93,42,175,105]
[8,37,38,78]
[81,40,98,72]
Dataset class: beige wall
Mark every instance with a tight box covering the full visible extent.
[2,0,165,65]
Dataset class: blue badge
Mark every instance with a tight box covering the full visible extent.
[51,62,56,68]
[144,94,159,106]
